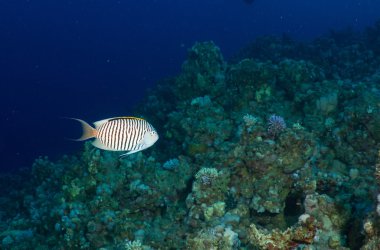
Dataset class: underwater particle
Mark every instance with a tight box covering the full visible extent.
[68,116,159,156]
[267,114,286,137]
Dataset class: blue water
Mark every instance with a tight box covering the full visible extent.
[1,0,380,172]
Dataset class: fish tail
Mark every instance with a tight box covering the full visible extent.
[67,118,97,141]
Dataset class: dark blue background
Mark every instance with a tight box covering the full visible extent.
[1,0,379,171]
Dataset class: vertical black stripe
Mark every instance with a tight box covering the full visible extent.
[112,120,117,150]
[108,122,114,148]
[135,120,142,148]
[124,119,130,150]
[110,122,115,148]
[130,120,138,150]
[113,120,120,149]
[119,119,125,150]
[141,120,146,136]
[120,119,126,150]
[116,120,122,150]
[138,121,145,146]
[123,120,129,149]
[125,119,131,150]
[135,120,144,150]
[129,120,134,150]
[104,122,112,148]
[104,122,110,148]
[134,120,141,149]
[119,119,124,150]
[126,119,132,150]
[98,124,105,145]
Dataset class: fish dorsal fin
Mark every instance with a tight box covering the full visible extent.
[109,116,145,121]
[93,118,112,129]
[94,117,145,129]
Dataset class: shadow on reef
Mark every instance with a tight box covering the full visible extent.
[2,20,380,249]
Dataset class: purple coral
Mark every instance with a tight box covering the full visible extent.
[267,114,286,137]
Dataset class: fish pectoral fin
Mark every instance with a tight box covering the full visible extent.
[119,153,129,158]
[119,149,140,158]
[120,147,143,158]
[119,142,146,158]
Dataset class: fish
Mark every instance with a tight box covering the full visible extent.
[70,117,159,157]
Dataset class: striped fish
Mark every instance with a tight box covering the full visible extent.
[71,117,159,156]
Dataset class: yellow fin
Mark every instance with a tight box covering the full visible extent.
[108,116,145,121]
[93,117,144,128]
[67,118,97,141]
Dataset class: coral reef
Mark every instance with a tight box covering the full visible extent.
[2,21,380,249]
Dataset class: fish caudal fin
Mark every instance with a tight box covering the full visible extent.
[68,118,97,141]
